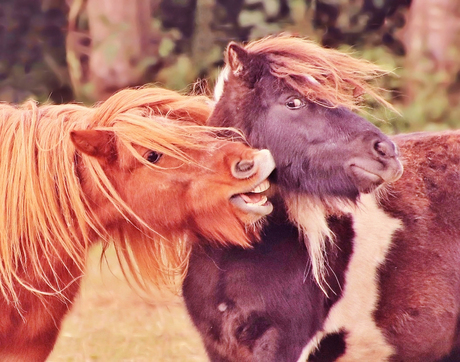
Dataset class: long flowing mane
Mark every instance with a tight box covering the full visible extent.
[241,34,393,110]
[0,88,223,304]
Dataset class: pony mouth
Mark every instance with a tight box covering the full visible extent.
[349,165,383,192]
[231,179,273,215]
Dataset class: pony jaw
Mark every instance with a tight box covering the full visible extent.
[230,179,272,217]
[229,149,276,220]
[347,157,404,193]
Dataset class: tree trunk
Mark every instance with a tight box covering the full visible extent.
[86,0,153,100]
[402,0,460,103]
[66,0,158,101]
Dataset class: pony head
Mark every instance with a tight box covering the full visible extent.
[211,35,402,289]
[0,87,275,301]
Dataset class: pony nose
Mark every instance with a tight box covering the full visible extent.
[232,159,255,178]
[373,139,398,159]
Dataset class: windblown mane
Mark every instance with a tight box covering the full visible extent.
[241,34,393,110]
[0,87,223,304]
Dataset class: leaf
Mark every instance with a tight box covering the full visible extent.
[159,38,175,58]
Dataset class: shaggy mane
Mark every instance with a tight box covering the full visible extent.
[0,87,225,304]
[244,34,393,110]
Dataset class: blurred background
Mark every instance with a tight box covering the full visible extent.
[2,0,460,132]
[1,0,460,360]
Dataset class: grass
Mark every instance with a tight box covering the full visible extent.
[48,246,208,362]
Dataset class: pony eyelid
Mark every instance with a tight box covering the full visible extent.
[286,97,306,109]
[144,150,162,164]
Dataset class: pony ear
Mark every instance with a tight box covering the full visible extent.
[71,130,116,159]
[227,42,250,75]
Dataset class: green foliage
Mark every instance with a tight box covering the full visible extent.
[2,0,459,134]
[359,45,460,133]
[0,0,72,103]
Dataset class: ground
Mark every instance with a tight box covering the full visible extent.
[48,246,207,362]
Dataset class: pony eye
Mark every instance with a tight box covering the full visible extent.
[286,98,305,109]
[145,151,162,164]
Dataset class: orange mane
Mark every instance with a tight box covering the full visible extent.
[0,87,232,304]
[240,34,393,110]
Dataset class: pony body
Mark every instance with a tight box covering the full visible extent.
[0,87,275,361]
[183,36,459,362]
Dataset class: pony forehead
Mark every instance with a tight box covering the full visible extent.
[221,35,391,110]
[213,63,319,103]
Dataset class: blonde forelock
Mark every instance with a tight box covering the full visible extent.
[244,34,394,111]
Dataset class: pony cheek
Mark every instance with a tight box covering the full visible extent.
[148,195,189,229]
[192,203,251,248]
[120,181,186,230]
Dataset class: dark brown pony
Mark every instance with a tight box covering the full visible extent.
[0,87,276,361]
[183,35,460,362]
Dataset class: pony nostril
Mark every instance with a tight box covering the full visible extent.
[236,159,255,173]
[374,141,386,157]
[233,159,255,177]
[373,140,395,158]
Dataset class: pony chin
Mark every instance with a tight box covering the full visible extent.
[191,206,257,248]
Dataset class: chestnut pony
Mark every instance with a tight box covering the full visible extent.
[183,36,460,362]
[0,87,275,361]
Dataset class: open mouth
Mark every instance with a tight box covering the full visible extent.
[230,179,273,216]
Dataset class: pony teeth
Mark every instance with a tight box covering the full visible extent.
[251,180,270,194]
[255,195,268,206]
[240,194,268,206]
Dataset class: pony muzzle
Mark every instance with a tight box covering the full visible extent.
[230,149,275,218]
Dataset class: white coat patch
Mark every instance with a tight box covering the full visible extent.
[214,66,230,102]
[297,193,401,362]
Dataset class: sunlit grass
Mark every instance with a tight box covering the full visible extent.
[48,246,207,362]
